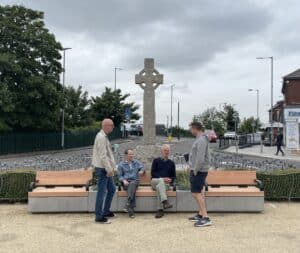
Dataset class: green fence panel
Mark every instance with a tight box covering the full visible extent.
[0,127,122,155]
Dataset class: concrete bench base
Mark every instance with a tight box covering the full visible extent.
[28,197,88,213]
[176,191,264,212]
[28,190,264,213]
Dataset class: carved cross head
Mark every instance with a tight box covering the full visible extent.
[135,58,164,90]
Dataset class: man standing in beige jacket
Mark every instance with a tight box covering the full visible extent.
[92,118,116,224]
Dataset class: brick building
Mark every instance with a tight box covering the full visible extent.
[272,69,300,149]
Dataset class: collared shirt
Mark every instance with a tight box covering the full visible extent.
[118,159,144,182]
[92,129,116,173]
[189,134,210,173]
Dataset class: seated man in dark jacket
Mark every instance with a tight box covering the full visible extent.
[151,144,176,218]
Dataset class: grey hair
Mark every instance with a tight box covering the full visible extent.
[161,144,170,151]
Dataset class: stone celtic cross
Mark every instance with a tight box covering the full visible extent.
[135,58,164,145]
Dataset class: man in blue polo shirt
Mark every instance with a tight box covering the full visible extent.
[118,149,145,218]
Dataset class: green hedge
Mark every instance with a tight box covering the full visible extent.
[257,169,300,200]
[0,170,35,202]
[0,169,299,202]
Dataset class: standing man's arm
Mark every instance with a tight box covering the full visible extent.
[193,141,207,173]
[96,137,114,173]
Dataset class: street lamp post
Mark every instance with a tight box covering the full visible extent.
[61,47,72,149]
[256,56,274,146]
[170,84,175,135]
[248,89,260,121]
[114,67,123,90]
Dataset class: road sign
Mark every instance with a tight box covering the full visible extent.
[233,112,239,120]
[124,108,131,121]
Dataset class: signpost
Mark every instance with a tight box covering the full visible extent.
[233,112,239,153]
[286,120,299,150]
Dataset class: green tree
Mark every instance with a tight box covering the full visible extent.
[91,87,140,127]
[193,107,226,136]
[64,85,93,129]
[0,5,63,132]
[238,117,262,134]
[223,104,239,131]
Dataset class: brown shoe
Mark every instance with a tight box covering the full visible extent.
[155,209,164,218]
[162,200,173,210]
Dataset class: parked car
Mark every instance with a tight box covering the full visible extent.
[129,124,143,136]
[224,131,236,139]
[205,129,217,142]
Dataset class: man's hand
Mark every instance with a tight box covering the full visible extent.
[107,171,114,177]
[123,180,129,186]
[163,177,172,184]
[138,170,145,175]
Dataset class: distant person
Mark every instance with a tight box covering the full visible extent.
[275,131,285,156]
[188,122,212,227]
[92,118,116,224]
[151,144,176,218]
[118,149,145,218]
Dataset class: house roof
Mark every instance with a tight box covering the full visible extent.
[282,68,300,93]
[283,69,300,80]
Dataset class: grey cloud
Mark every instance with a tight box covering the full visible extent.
[3,0,272,71]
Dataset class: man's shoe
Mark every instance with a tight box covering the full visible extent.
[188,214,203,222]
[194,217,212,227]
[155,209,164,219]
[104,212,116,218]
[162,200,173,210]
[95,217,111,224]
[129,209,135,219]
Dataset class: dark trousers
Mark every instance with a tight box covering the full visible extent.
[123,180,139,209]
[276,145,284,155]
[95,168,116,220]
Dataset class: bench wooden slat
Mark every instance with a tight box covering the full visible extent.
[35,169,93,186]
[207,170,257,186]
[206,186,264,197]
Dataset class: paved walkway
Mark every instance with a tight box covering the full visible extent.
[226,145,300,161]
[0,203,299,253]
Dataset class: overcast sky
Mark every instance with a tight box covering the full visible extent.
[2,0,300,127]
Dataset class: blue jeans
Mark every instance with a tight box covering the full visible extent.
[95,168,116,219]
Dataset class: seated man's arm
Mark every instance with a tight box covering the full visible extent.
[136,160,145,173]
[170,161,176,184]
[117,163,125,182]
[151,158,159,178]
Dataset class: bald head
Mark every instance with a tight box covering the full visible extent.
[102,118,114,134]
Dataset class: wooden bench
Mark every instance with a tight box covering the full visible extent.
[116,171,177,212]
[28,169,93,213]
[177,170,264,212]
[205,170,264,197]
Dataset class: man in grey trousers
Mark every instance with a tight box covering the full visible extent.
[118,149,145,218]
[188,122,212,227]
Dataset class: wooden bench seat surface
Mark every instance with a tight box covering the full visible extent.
[118,186,176,197]
[29,186,88,197]
[206,186,264,197]
[207,170,257,186]
[35,169,93,186]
